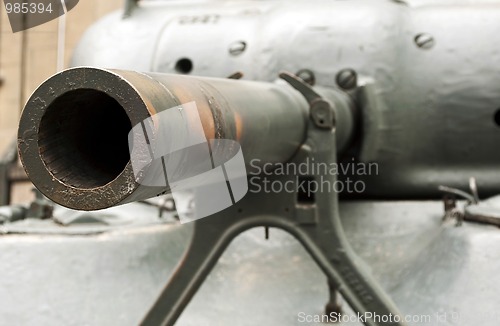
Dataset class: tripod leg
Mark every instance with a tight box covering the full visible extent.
[141,218,235,326]
[294,128,405,325]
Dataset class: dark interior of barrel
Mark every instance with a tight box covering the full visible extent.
[37,89,132,189]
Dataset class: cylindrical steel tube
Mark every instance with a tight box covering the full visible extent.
[18,67,317,210]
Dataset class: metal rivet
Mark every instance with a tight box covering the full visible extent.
[335,69,357,90]
[414,33,435,49]
[296,69,315,86]
[228,41,247,56]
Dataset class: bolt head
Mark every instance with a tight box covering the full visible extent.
[336,68,357,90]
[229,41,247,56]
[415,33,435,49]
[296,69,315,86]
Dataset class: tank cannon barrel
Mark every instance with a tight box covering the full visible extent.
[17,67,354,211]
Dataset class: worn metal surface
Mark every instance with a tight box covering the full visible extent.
[18,68,352,210]
[72,0,500,197]
[18,67,355,210]
[0,200,499,325]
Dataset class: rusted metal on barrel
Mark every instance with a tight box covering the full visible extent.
[18,67,317,211]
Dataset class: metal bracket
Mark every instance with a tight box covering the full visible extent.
[280,72,336,129]
[440,178,500,227]
[141,76,405,326]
